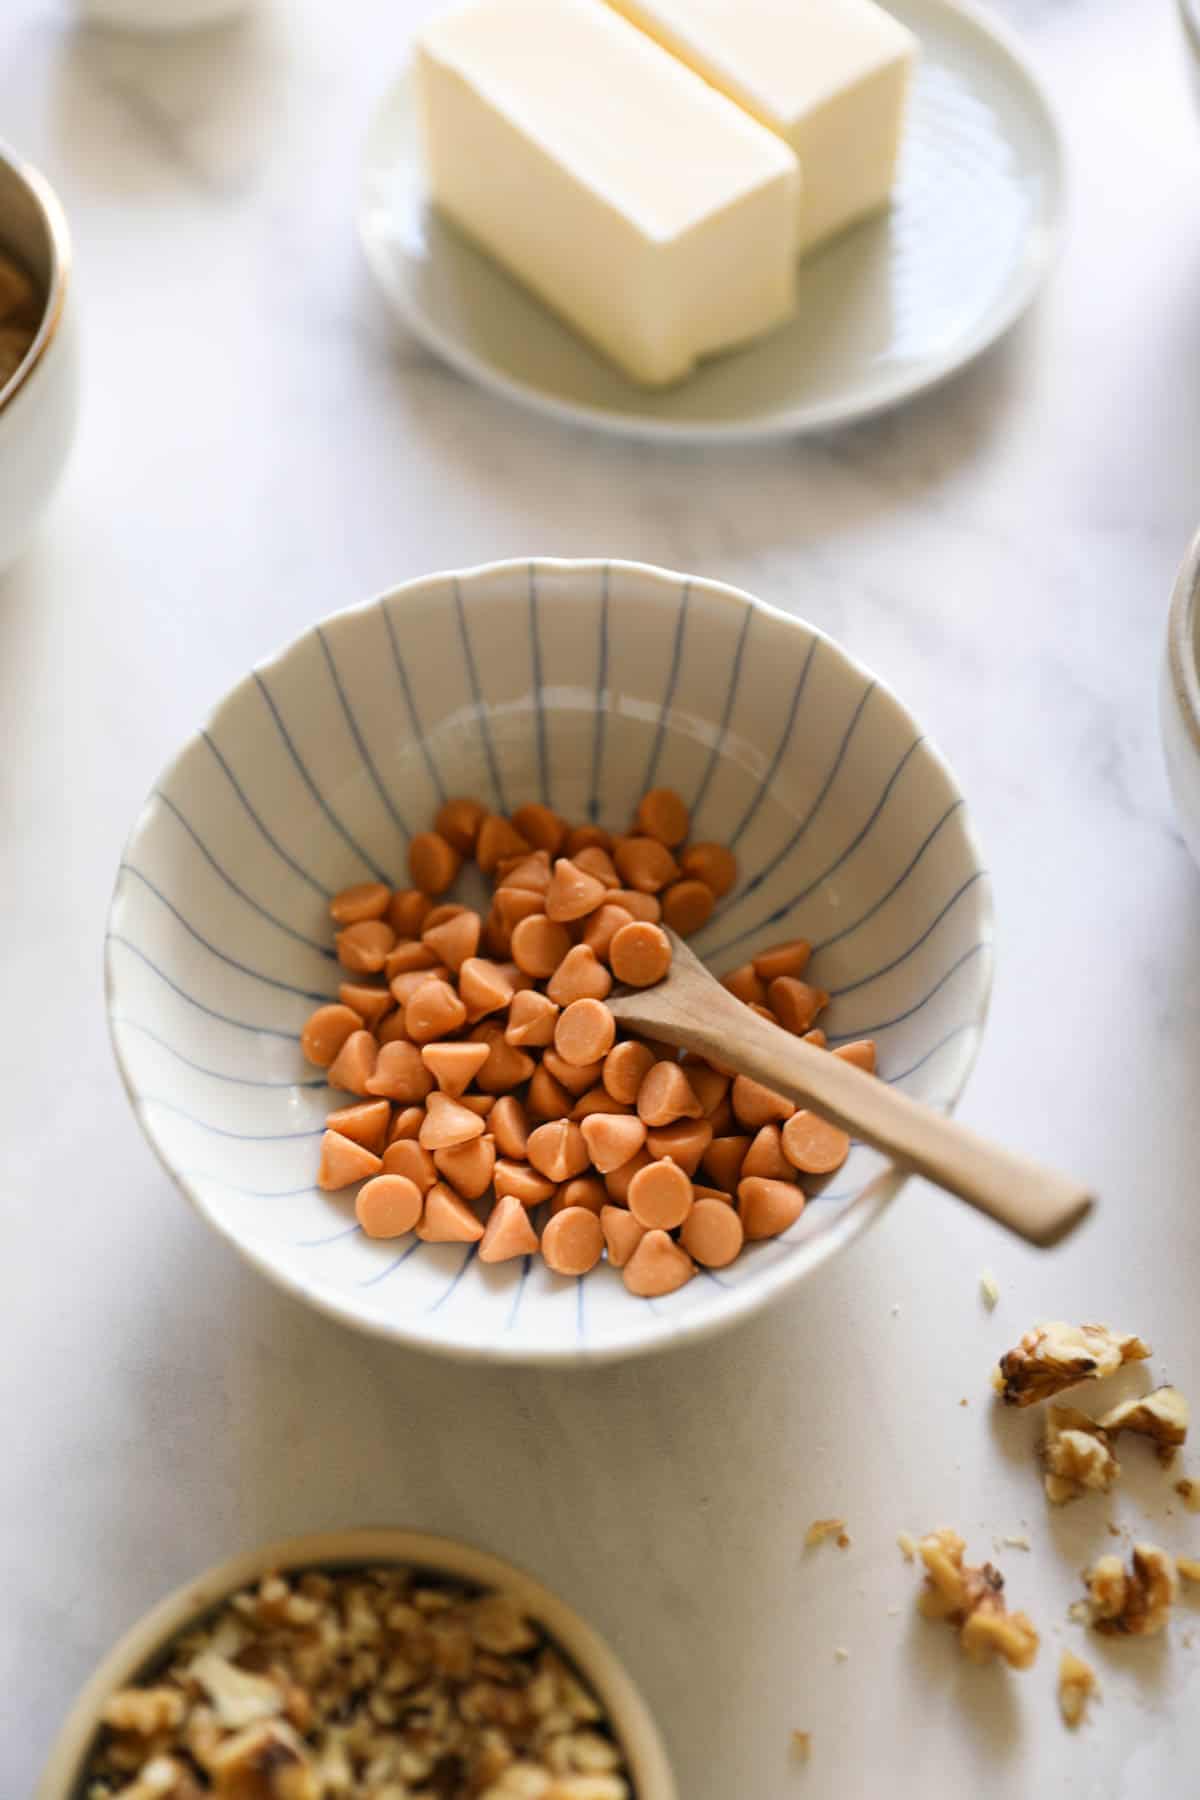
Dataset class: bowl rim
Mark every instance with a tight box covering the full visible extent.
[1167,530,1200,757]
[0,140,72,415]
[105,557,995,1366]
[35,1526,678,1800]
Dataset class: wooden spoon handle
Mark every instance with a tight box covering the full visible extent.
[612,976,1093,1247]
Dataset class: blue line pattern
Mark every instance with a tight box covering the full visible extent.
[201,730,331,899]
[154,790,334,956]
[588,565,610,822]
[380,599,446,803]
[690,602,753,828]
[253,672,393,885]
[528,563,550,807]
[316,625,410,840]
[107,935,301,1040]
[729,634,819,849]
[119,865,330,1002]
[453,578,507,812]
[641,581,689,796]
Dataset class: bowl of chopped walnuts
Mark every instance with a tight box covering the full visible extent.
[0,141,78,572]
[106,558,993,1362]
[37,1527,677,1798]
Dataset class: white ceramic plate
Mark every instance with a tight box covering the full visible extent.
[106,559,993,1366]
[359,0,1063,443]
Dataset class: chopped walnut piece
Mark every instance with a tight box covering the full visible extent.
[209,1721,318,1800]
[1084,1544,1178,1636]
[1041,1405,1120,1504]
[896,1531,917,1561]
[916,1529,1039,1668]
[1176,1478,1200,1513]
[980,1269,1000,1310]
[791,1730,811,1759]
[1177,1557,1200,1583]
[1098,1386,1189,1464]
[101,1689,187,1736]
[82,1564,631,1799]
[991,1322,1150,1407]
[805,1517,846,1547]
[1057,1650,1097,1728]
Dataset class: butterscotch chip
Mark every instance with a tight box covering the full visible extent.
[365,1040,433,1104]
[643,1118,712,1177]
[434,1134,496,1200]
[327,1029,379,1097]
[324,1099,391,1156]
[545,857,609,923]
[479,1193,539,1263]
[434,795,486,854]
[300,1002,363,1068]
[622,1227,695,1296]
[680,841,737,897]
[661,878,714,938]
[475,814,530,873]
[510,802,567,855]
[418,1181,485,1242]
[600,1205,644,1268]
[318,1130,381,1191]
[636,1061,703,1128]
[635,786,689,846]
[542,1206,604,1275]
[329,881,391,926]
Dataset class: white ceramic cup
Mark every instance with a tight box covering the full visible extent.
[36,1528,678,1799]
[0,146,78,574]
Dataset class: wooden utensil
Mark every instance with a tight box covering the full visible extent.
[608,930,1093,1247]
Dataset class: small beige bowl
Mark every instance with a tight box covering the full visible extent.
[36,1528,677,1798]
[0,142,78,572]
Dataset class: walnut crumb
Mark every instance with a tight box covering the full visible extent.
[1041,1405,1120,1504]
[897,1532,918,1562]
[992,1323,1150,1407]
[1084,1544,1177,1636]
[833,1648,849,1662]
[916,1530,1039,1668]
[1176,1478,1200,1513]
[1177,1556,1200,1584]
[836,1533,850,1550]
[1106,1522,1122,1537]
[805,1518,846,1548]
[980,1269,1000,1309]
[1098,1387,1189,1464]
[998,1535,1031,1552]
[1058,1650,1097,1728]
[791,1730,811,1759]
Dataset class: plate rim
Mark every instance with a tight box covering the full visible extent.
[105,556,995,1367]
[357,0,1066,444]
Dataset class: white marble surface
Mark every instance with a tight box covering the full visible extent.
[2,0,1200,1793]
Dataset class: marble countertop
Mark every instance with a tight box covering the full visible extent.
[3,0,1200,1793]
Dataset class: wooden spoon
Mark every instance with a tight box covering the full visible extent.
[608,930,1093,1247]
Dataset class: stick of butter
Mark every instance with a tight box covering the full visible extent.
[415,0,800,388]
[603,0,917,256]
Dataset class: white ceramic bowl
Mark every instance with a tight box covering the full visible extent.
[37,1527,677,1799]
[0,144,78,573]
[1162,532,1200,868]
[106,559,993,1364]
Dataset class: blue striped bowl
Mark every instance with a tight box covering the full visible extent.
[106,559,993,1364]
